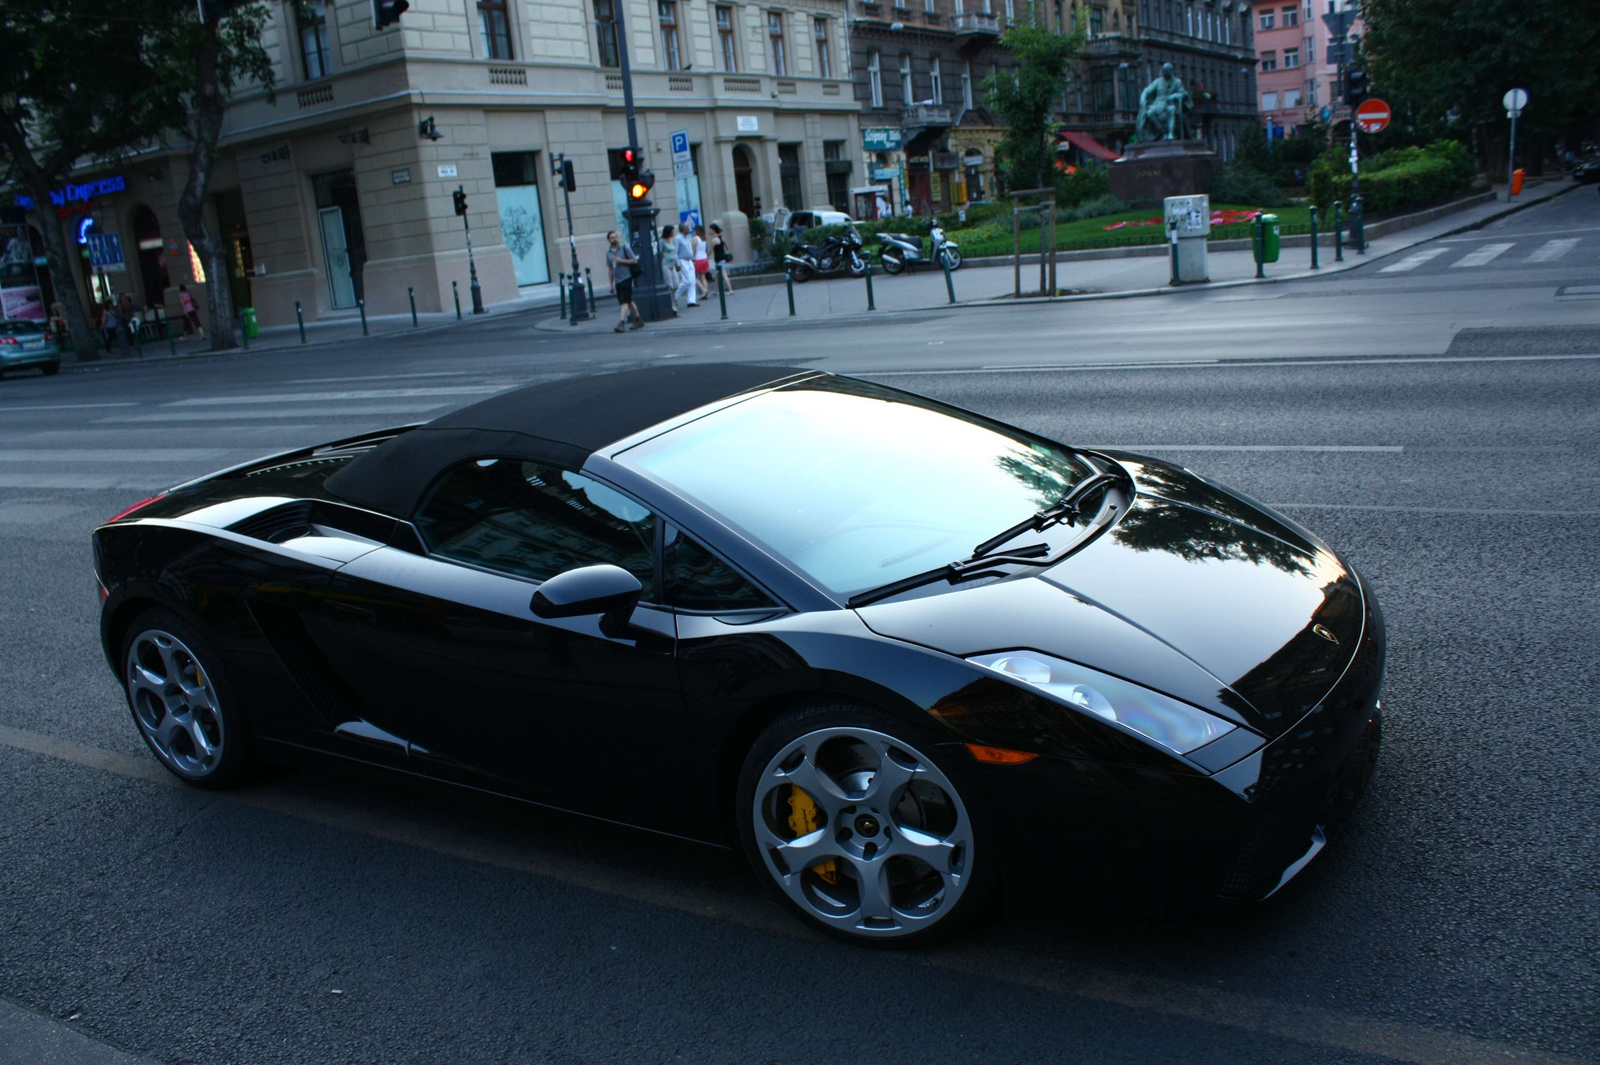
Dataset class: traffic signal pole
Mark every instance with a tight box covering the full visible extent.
[611,0,673,320]
[552,152,589,323]
[455,184,485,313]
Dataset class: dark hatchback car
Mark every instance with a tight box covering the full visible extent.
[95,366,1383,944]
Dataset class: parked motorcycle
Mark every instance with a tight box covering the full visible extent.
[784,226,867,282]
[878,224,963,274]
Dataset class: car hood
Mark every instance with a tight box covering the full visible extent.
[855,454,1364,739]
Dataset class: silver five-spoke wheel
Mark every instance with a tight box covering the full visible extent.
[126,628,225,779]
[751,726,974,941]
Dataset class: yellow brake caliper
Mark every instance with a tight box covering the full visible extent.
[785,786,840,884]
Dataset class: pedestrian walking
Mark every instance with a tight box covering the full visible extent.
[605,230,644,333]
[658,225,681,312]
[692,226,711,302]
[117,293,138,346]
[100,303,121,350]
[709,223,734,293]
[673,224,699,308]
[178,284,204,338]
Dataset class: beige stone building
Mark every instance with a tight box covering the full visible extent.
[18,0,863,329]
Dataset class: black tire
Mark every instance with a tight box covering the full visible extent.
[119,606,254,789]
[736,697,996,946]
[790,260,815,283]
[41,362,61,376]
[880,249,905,275]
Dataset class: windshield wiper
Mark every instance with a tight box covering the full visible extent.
[969,470,1122,558]
[846,541,1056,609]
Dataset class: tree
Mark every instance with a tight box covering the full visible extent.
[0,0,181,360]
[153,0,276,351]
[1361,0,1600,174]
[984,9,1083,193]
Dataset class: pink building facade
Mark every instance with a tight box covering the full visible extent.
[1252,0,1362,134]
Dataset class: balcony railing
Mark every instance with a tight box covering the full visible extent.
[1086,32,1141,56]
[951,12,1000,37]
[902,103,954,130]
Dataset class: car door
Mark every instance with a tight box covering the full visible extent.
[308,456,687,829]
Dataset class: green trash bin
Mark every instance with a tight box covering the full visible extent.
[1259,214,1281,263]
[241,307,259,339]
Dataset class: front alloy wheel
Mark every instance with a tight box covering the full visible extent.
[741,713,986,943]
[121,609,250,788]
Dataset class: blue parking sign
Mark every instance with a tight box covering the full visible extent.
[670,130,690,158]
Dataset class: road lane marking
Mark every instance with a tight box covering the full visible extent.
[163,386,503,407]
[0,448,229,463]
[1272,502,1600,516]
[1450,242,1513,268]
[97,404,444,423]
[1439,225,1600,241]
[858,353,1600,376]
[1525,238,1579,263]
[285,370,502,384]
[0,402,140,413]
[0,474,173,489]
[0,722,1587,1065]
[1379,248,1448,272]
[1085,445,1403,453]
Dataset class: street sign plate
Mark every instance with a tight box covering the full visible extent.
[1355,98,1391,134]
[86,233,125,270]
[670,130,691,161]
[1502,87,1529,112]
[1321,105,1332,121]
[673,159,695,179]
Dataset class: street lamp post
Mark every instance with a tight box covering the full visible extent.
[611,0,673,320]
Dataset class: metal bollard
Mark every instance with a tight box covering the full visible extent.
[357,298,368,336]
[1253,217,1266,280]
[786,267,796,317]
[585,268,597,315]
[1309,208,1320,269]
[942,252,956,304]
[453,280,462,320]
[717,264,729,321]
[557,274,567,319]
[167,325,177,357]
[134,326,144,359]
[1351,200,1366,255]
[408,287,418,327]
[1168,221,1180,286]
[864,258,875,312]
[1333,202,1344,262]
[296,300,307,343]
[237,316,249,351]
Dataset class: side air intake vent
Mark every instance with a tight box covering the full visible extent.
[229,501,315,543]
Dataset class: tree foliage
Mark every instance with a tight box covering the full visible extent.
[1361,0,1600,166]
[984,9,1083,193]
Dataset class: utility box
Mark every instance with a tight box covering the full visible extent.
[1258,213,1282,262]
[1164,194,1211,283]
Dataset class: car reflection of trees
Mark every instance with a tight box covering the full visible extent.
[1111,499,1311,576]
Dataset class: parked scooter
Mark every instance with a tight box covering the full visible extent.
[878,224,963,274]
[785,225,867,282]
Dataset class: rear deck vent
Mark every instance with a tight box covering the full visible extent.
[229,500,315,543]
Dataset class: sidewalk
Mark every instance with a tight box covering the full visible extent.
[537,178,1579,333]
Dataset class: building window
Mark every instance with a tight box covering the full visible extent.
[899,53,912,103]
[1005,0,1015,16]
[1184,5,1192,34]
[1091,66,1114,112]
[1282,4,1298,24]
[1304,35,1314,62]
[1303,0,1312,17]
[1307,78,1318,104]
[961,60,973,110]
[594,0,620,67]
[716,5,737,71]
[868,49,883,107]
[1260,50,1276,71]
[1089,6,1103,35]
[299,1,331,80]
[824,140,849,210]
[1284,87,1302,106]
[954,0,964,13]
[1283,47,1299,67]
[813,17,830,78]
[1258,10,1273,28]
[778,143,803,211]
[925,0,935,13]
[1262,91,1278,110]
[929,55,942,101]
[478,0,512,59]
[768,12,787,76]
[659,1,683,70]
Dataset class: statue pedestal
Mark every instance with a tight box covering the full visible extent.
[1110,140,1218,208]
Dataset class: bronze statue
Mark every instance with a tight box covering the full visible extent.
[1133,63,1193,142]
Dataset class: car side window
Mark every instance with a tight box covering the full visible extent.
[666,526,775,611]
[415,458,656,598]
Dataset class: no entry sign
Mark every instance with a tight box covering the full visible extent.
[1355,98,1391,134]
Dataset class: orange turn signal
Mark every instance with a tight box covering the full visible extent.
[964,743,1037,765]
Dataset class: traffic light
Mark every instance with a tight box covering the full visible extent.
[559,159,576,192]
[627,168,655,202]
[374,0,408,28]
[619,149,654,201]
[452,186,468,217]
[1344,68,1368,106]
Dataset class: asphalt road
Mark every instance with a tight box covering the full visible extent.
[1,189,1596,1065]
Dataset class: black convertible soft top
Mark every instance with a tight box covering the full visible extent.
[325,363,812,517]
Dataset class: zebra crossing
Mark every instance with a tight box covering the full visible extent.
[1380,235,1591,274]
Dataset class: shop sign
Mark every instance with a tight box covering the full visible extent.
[259,144,291,165]
[862,127,903,151]
[391,168,413,184]
[15,173,126,211]
[872,167,898,181]
[736,116,759,132]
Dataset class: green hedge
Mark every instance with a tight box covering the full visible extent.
[1311,139,1476,216]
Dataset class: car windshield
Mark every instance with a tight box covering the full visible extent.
[617,378,1092,598]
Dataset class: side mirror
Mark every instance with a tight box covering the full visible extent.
[530,564,642,638]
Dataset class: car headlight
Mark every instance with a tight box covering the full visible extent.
[967,650,1236,756]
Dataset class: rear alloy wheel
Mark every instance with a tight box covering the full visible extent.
[122,610,251,788]
[739,707,990,944]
